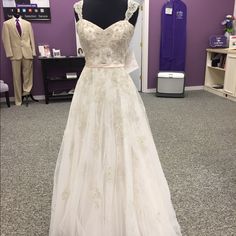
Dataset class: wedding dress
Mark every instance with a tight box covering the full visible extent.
[49,1,182,235]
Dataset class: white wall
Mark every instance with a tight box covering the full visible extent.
[234,0,236,34]
[234,0,236,15]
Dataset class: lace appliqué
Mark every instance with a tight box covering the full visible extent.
[62,190,70,200]
[91,188,101,208]
[125,0,140,21]
[74,1,83,20]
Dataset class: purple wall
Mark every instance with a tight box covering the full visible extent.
[0,0,235,96]
[148,0,235,88]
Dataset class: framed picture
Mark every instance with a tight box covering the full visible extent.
[38,44,51,57]
[52,49,61,57]
[2,0,51,21]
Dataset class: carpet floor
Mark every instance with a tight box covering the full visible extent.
[1,91,236,236]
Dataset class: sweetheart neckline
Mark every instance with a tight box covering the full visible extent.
[78,19,134,31]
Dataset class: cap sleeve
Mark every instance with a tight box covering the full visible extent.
[74,1,83,20]
[125,0,140,21]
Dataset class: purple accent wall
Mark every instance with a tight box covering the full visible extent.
[0,0,235,96]
[148,0,235,88]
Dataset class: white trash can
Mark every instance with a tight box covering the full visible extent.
[156,72,185,98]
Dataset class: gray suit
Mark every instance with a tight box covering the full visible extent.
[2,17,36,105]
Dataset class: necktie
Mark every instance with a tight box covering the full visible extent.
[16,19,22,36]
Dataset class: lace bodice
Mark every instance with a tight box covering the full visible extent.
[74,0,139,68]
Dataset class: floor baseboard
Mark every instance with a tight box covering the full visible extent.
[1,87,204,103]
[142,86,204,93]
[0,95,45,103]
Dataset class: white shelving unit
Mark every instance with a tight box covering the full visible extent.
[204,48,236,102]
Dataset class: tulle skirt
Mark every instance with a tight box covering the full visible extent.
[49,67,182,236]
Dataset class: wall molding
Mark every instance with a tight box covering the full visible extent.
[140,86,204,93]
[0,86,204,104]
[234,0,236,15]
[141,0,150,92]
[185,86,204,91]
[0,95,45,103]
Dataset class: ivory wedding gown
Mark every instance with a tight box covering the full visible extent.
[49,1,182,235]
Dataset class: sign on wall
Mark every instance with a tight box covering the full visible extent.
[2,0,51,20]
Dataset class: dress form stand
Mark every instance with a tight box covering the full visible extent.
[13,13,38,107]
[14,13,38,107]
[22,94,39,107]
[6,11,37,107]
[74,0,139,27]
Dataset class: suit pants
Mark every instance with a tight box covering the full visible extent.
[11,58,33,105]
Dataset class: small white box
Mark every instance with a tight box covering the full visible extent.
[157,72,185,97]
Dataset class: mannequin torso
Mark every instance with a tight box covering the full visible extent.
[74,0,139,29]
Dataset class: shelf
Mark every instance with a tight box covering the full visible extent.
[46,76,78,81]
[51,94,74,98]
[48,91,74,97]
[204,86,224,98]
[38,56,85,60]
[207,66,225,71]
[204,86,236,102]
[206,48,236,54]
[205,85,224,92]
[205,49,236,102]
[39,56,85,104]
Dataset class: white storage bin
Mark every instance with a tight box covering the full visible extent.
[157,72,185,97]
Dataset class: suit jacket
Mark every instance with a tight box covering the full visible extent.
[2,17,36,60]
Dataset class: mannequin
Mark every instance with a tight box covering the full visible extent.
[2,10,38,106]
[74,0,139,28]
[13,13,20,18]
